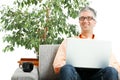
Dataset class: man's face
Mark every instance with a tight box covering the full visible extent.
[79,10,96,32]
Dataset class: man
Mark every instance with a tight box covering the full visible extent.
[53,6,120,80]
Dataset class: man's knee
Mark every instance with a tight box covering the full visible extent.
[60,64,79,80]
[104,67,118,75]
[60,64,75,73]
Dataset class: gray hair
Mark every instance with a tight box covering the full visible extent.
[80,6,97,18]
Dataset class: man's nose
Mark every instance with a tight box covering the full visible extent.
[83,18,88,22]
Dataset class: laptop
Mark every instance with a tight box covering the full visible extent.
[66,38,112,69]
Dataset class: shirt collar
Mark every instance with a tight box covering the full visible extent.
[79,34,95,39]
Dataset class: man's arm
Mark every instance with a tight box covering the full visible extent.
[53,39,67,74]
[109,53,120,73]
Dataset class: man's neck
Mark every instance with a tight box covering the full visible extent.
[80,32,94,39]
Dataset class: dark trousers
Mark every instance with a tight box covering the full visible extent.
[59,64,118,80]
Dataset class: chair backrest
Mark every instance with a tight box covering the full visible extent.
[39,45,60,80]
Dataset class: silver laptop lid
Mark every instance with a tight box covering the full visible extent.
[66,38,112,68]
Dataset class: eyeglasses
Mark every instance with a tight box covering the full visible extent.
[79,16,95,21]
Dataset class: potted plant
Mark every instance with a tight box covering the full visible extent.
[0,0,89,57]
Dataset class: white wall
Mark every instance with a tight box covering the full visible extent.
[89,0,120,61]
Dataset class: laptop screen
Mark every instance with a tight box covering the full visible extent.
[66,38,112,68]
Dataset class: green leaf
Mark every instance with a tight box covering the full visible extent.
[0,0,89,54]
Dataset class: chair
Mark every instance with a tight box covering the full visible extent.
[39,45,60,80]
